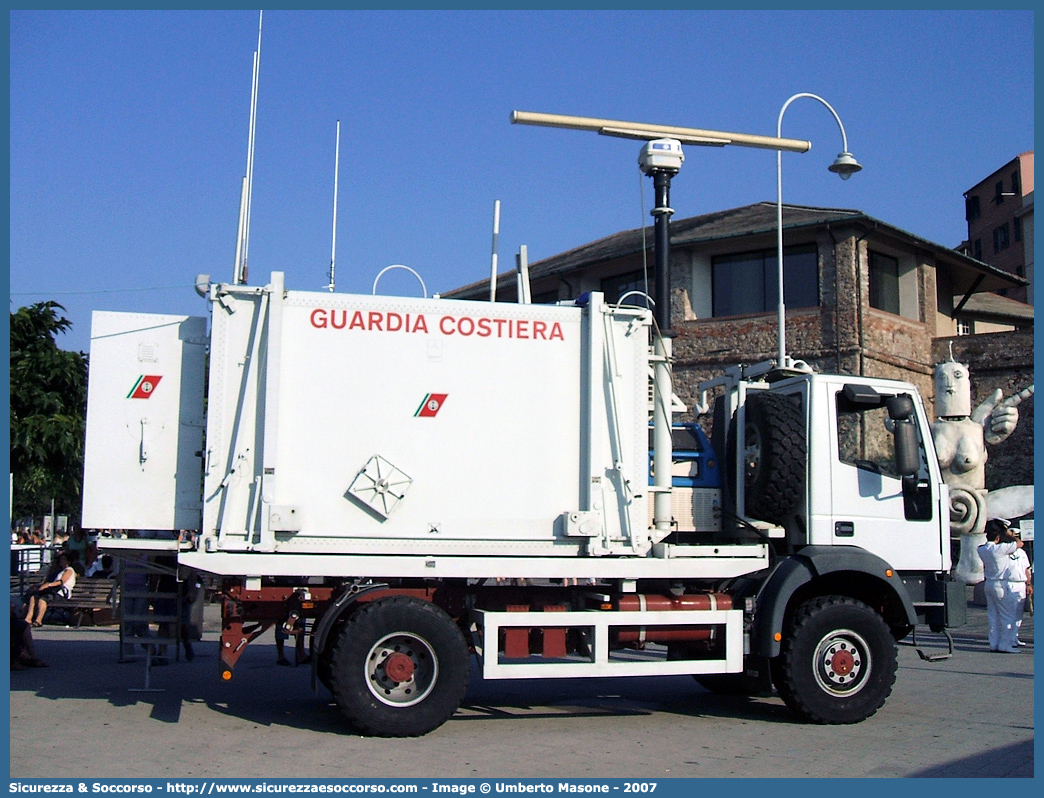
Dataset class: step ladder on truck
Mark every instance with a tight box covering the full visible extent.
[82,111,964,737]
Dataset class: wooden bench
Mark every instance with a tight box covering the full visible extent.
[10,568,48,601]
[48,578,119,627]
[12,570,118,627]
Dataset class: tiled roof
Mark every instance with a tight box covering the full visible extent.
[444,202,1025,298]
[960,291,1034,321]
[528,203,863,282]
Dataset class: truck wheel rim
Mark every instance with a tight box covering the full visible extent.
[743,423,762,485]
[813,628,870,697]
[365,632,438,707]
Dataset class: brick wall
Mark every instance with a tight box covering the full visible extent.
[669,324,1032,492]
[860,308,936,405]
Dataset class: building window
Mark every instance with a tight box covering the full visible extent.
[1012,171,1021,195]
[973,239,982,260]
[711,244,818,317]
[957,319,972,336]
[531,289,561,304]
[1014,216,1023,243]
[993,224,1010,253]
[869,251,900,314]
[994,181,1005,205]
[601,271,654,309]
[965,195,981,222]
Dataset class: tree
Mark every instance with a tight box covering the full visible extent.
[10,302,89,523]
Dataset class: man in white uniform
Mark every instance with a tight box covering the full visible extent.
[1009,533,1032,646]
[977,519,1025,653]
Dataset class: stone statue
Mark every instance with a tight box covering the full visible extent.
[931,353,1033,584]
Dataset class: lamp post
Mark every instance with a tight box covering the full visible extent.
[776,93,861,369]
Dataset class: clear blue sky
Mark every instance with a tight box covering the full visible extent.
[9,9,1035,354]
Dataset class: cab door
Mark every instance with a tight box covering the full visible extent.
[818,381,944,572]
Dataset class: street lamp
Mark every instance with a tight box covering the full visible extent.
[776,93,861,369]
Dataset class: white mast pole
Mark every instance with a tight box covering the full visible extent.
[515,244,531,304]
[328,120,341,292]
[235,10,263,284]
[232,176,248,283]
[489,199,500,302]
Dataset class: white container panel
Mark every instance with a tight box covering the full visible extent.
[269,294,584,543]
[201,291,266,544]
[595,305,652,549]
[82,311,207,531]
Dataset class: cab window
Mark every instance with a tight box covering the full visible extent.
[836,396,899,477]
[835,389,932,521]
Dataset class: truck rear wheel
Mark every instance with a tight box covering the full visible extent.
[328,596,470,737]
[727,391,805,525]
[316,640,335,691]
[773,595,897,724]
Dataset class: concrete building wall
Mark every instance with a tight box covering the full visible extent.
[965,152,1034,303]
[1018,191,1034,305]
[935,267,958,336]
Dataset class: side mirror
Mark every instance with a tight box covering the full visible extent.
[886,394,915,422]
[887,395,920,476]
[892,420,920,477]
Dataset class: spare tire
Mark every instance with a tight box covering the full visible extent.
[726,391,806,525]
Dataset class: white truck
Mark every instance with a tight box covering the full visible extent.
[81,114,964,738]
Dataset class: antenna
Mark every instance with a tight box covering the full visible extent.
[511,110,811,152]
[233,10,263,285]
[232,176,247,283]
[489,200,500,302]
[327,120,341,292]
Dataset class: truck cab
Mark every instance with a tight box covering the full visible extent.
[706,364,962,649]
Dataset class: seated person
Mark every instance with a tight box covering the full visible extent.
[81,547,98,576]
[85,553,115,579]
[22,553,77,627]
[10,603,47,669]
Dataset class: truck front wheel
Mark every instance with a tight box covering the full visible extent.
[328,596,470,736]
[773,595,897,724]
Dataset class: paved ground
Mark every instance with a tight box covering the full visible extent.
[8,589,1033,779]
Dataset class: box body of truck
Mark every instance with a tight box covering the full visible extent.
[202,275,650,560]
[84,276,769,579]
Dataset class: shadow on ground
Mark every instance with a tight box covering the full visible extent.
[909,739,1034,778]
[13,635,800,733]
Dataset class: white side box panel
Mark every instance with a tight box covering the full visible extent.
[269,294,584,543]
[82,311,207,531]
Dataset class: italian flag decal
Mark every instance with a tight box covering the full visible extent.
[128,375,162,399]
[415,393,448,418]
